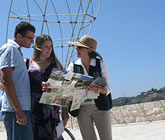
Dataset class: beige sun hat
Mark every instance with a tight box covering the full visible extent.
[67,35,102,59]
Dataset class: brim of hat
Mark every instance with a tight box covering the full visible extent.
[68,41,103,59]
[67,41,90,49]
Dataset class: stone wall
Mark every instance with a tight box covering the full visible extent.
[66,100,165,128]
[1,100,165,129]
[111,100,165,124]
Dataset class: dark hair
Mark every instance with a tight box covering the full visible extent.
[31,34,63,70]
[14,21,35,38]
[88,51,97,58]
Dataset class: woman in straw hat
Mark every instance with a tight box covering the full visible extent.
[67,35,112,140]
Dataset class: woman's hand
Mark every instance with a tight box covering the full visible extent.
[87,85,99,91]
[87,85,107,95]
[42,82,50,91]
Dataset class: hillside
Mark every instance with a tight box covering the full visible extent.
[112,86,165,106]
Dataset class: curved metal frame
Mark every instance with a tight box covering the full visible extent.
[6,0,101,68]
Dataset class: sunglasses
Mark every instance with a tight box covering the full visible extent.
[76,46,85,49]
[22,35,35,41]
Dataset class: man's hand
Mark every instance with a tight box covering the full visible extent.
[15,110,27,125]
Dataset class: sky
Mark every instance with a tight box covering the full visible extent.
[0,0,165,99]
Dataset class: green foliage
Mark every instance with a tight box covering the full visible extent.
[112,86,165,107]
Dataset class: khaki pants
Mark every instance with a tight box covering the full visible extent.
[77,104,112,140]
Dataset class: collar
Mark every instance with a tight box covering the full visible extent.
[7,39,22,55]
[74,58,96,66]
[7,39,20,49]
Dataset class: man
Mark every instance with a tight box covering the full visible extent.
[0,21,35,140]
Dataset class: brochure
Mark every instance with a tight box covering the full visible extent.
[39,68,106,111]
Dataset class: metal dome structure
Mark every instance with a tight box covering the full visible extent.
[6,0,101,68]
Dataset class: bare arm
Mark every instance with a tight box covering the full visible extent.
[62,107,69,127]
[0,81,4,90]
[1,68,26,125]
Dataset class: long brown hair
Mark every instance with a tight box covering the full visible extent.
[31,34,63,70]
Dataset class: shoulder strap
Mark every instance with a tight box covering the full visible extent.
[73,63,84,74]
[73,59,101,77]
[52,61,57,68]
[96,58,102,77]
[88,58,102,78]
[25,58,29,69]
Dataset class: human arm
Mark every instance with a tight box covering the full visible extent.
[87,60,111,95]
[100,60,111,94]
[0,80,4,90]
[1,68,26,125]
[62,107,69,127]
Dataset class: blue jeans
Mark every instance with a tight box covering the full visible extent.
[2,111,34,140]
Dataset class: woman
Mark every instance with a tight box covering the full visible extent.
[67,35,112,140]
[28,34,69,140]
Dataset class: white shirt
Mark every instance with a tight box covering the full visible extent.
[67,58,111,94]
